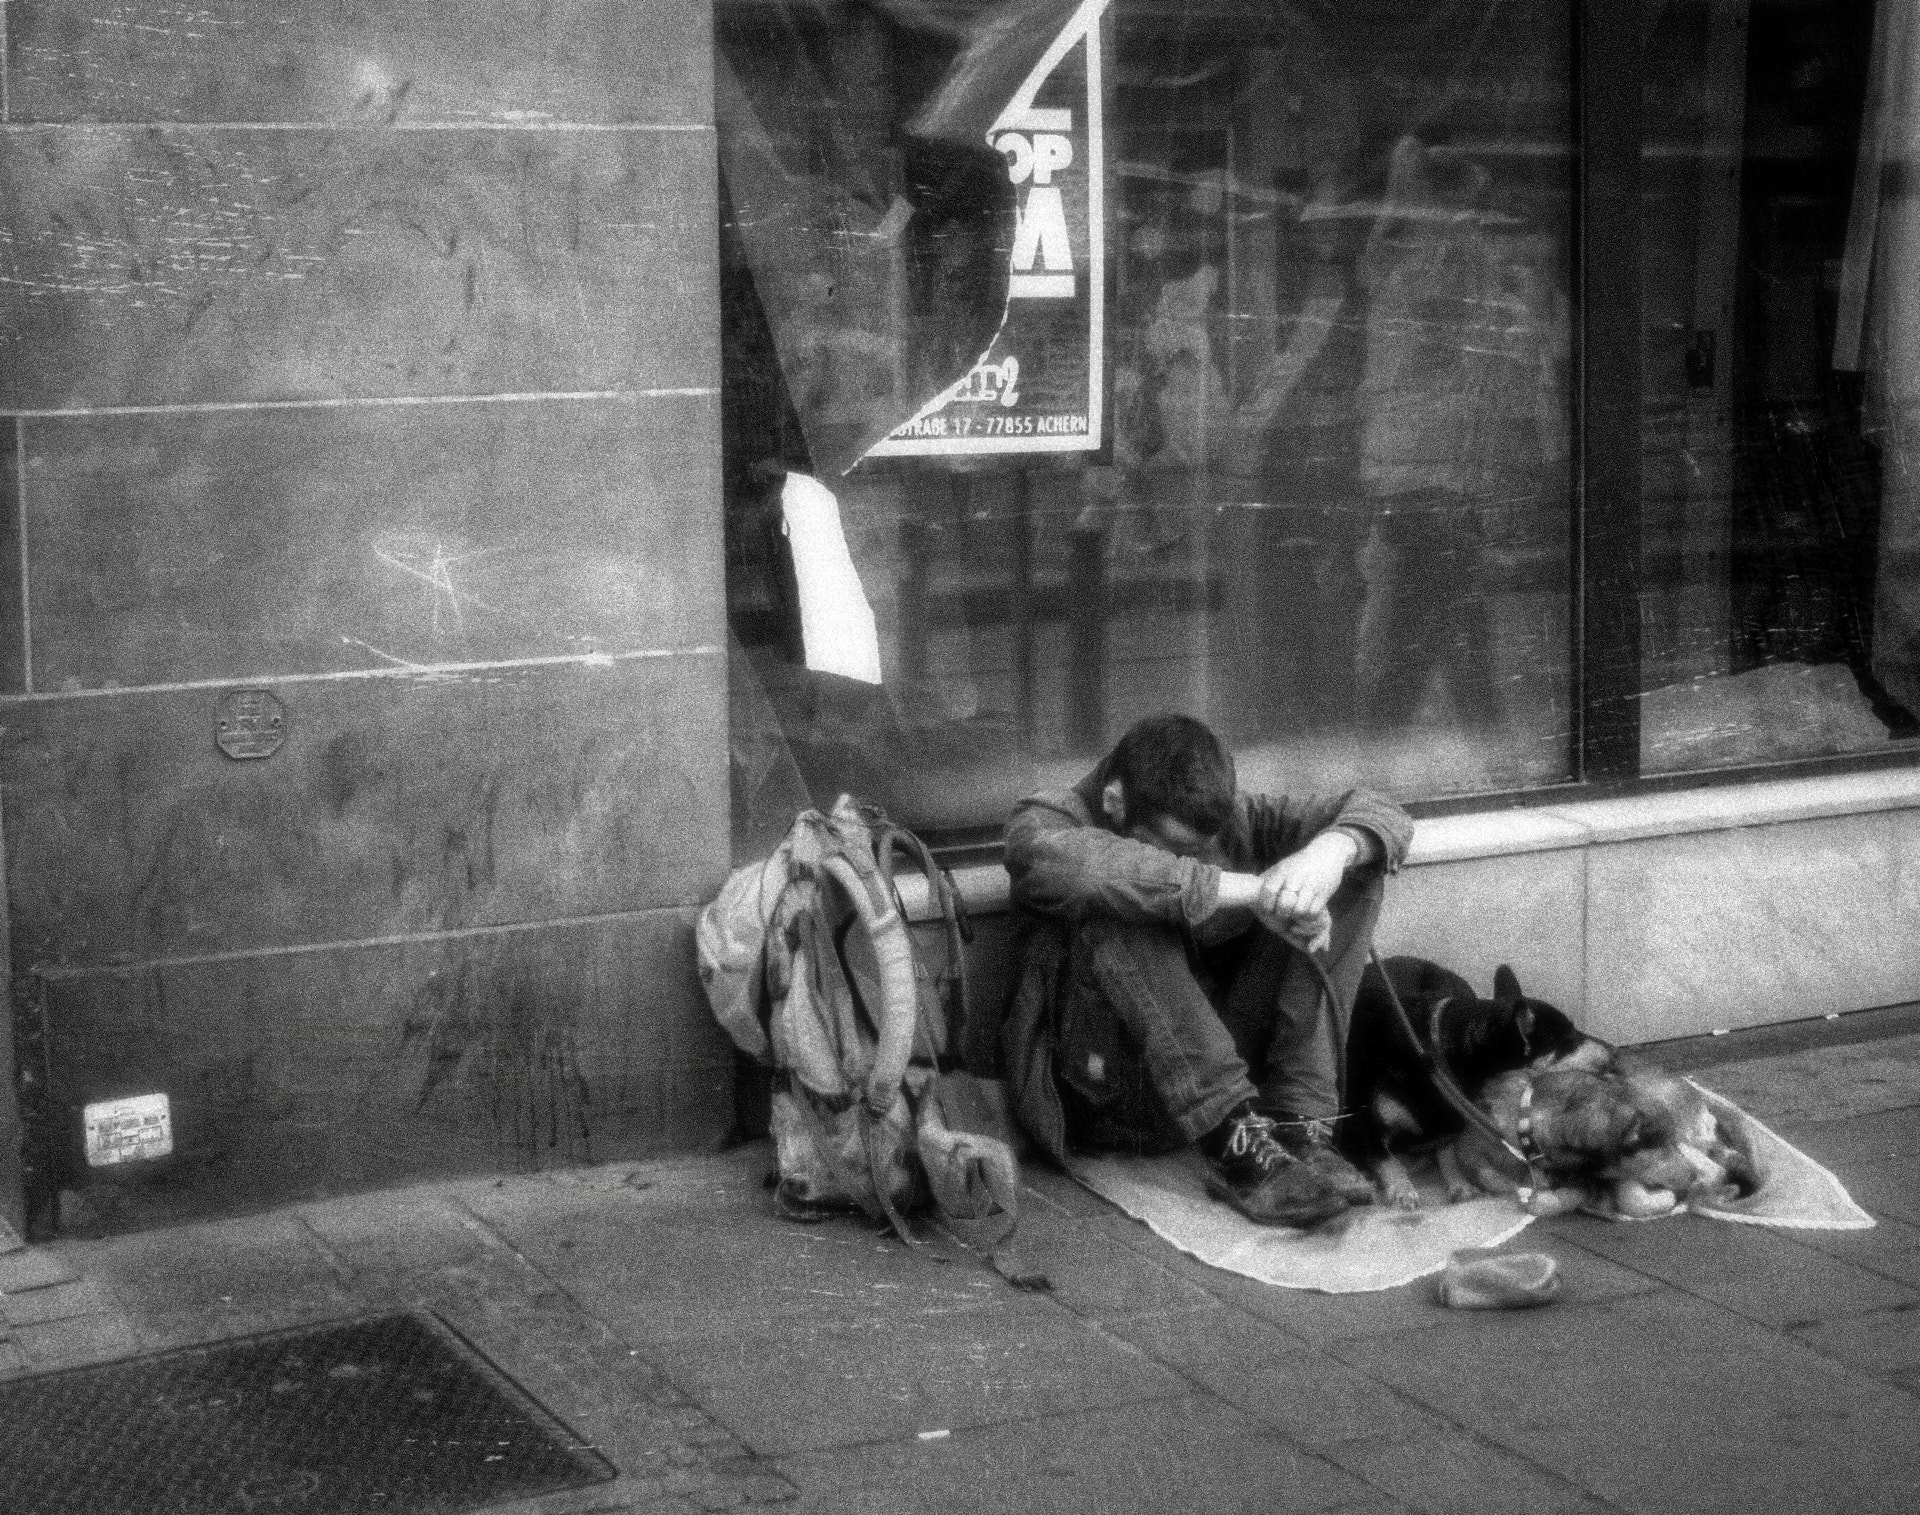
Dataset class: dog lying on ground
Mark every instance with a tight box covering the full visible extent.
[1438,1056,1760,1217]
[1345,957,1758,1216]
[1585,1050,1760,1216]
[1438,1064,1667,1216]
[1344,957,1611,1208]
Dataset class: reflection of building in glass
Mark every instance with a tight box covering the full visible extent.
[721,0,1599,827]
[718,0,1911,841]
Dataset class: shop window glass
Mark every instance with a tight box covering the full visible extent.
[718,0,1576,853]
[1640,0,1920,771]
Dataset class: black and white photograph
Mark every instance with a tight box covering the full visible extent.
[0,2,1915,1512]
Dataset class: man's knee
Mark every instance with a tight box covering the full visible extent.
[1070,916,1193,982]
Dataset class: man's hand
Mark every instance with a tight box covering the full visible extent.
[1212,830,1368,953]
[1255,831,1360,953]
[1263,903,1333,955]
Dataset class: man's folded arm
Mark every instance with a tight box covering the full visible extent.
[1004,793,1220,926]
[1242,790,1414,875]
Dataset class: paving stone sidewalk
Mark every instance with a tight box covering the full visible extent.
[3,1014,1919,1515]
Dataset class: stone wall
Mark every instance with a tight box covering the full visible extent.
[0,0,731,1233]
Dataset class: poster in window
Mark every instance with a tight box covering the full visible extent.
[867,0,1107,458]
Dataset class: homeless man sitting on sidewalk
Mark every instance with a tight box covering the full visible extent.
[1001,714,1414,1228]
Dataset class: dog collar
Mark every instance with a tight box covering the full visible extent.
[1515,1080,1544,1165]
[1508,1080,1551,1208]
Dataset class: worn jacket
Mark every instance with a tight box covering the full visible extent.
[999,764,1414,1162]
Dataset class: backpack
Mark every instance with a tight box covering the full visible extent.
[696,795,1021,1249]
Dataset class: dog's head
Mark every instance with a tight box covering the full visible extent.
[1487,965,1605,1072]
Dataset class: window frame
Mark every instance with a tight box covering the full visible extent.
[1577,0,1645,787]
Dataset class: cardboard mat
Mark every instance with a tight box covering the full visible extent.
[1682,1081,1876,1230]
[1072,1080,1872,1295]
[1071,1150,1536,1296]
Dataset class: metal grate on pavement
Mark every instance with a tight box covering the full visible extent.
[0,1309,617,1515]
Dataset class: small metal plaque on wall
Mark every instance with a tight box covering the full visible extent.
[84,1092,173,1166]
[216,688,286,759]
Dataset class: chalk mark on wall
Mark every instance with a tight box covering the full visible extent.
[339,635,423,670]
[374,539,470,635]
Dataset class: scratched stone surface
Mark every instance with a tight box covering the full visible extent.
[34,907,736,1224]
[0,426,26,695]
[18,394,720,688]
[0,651,728,964]
[6,0,711,126]
[0,125,717,410]
[0,3,733,1228]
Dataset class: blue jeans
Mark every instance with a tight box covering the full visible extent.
[1053,874,1385,1152]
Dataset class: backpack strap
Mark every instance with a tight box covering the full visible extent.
[873,821,971,1066]
[758,873,815,1045]
[859,1104,922,1246]
[817,851,917,1115]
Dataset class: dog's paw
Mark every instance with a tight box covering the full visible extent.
[1443,1182,1479,1205]
[1523,1186,1587,1218]
[1611,1179,1680,1219]
[1384,1178,1423,1210]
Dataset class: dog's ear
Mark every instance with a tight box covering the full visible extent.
[1493,964,1523,1007]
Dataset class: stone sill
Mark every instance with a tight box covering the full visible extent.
[1406,763,1920,864]
[898,763,1920,922]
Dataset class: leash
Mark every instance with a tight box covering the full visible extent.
[1354,948,1548,1200]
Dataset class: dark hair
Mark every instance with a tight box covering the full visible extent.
[1106,714,1236,836]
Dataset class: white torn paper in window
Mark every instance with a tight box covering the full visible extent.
[781,472,883,685]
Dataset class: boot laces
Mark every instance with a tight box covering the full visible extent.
[1285,1116,1341,1151]
[1223,1112,1291,1173]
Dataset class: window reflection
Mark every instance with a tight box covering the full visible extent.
[719,1,1577,849]
[1641,0,1919,772]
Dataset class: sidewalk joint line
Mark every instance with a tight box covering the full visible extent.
[290,1212,360,1289]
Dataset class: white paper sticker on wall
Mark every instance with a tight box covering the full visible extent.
[84,1093,174,1167]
